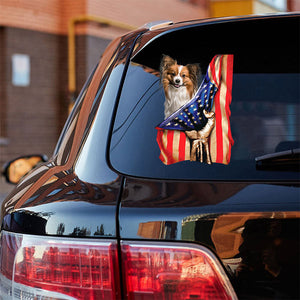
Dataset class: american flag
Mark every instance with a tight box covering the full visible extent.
[156,54,234,165]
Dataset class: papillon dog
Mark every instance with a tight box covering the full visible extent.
[160,55,200,118]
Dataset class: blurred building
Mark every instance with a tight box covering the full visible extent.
[0,0,298,166]
[0,0,207,165]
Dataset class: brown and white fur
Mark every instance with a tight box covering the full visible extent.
[160,55,200,118]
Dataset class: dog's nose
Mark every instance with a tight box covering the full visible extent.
[175,78,180,84]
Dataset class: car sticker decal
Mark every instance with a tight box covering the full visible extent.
[156,54,234,165]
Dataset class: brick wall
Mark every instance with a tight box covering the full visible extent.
[0,26,113,165]
[0,0,206,37]
[0,28,66,162]
[0,28,6,140]
[289,0,300,10]
[0,0,64,34]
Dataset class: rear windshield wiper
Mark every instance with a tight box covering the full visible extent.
[255,148,300,171]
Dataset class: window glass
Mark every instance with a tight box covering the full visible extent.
[53,67,95,159]
[109,18,299,180]
[75,64,125,184]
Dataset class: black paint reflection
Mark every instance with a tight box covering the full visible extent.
[235,217,300,299]
[3,170,121,238]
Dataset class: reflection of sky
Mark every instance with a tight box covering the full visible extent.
[110,64,163,153]
[75,64,124,185]
[120,184,300,239]
[200,184,300,212]
[27,201,116,237]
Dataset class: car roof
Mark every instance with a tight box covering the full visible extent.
[132,13,299,57]
[129,13,299,72]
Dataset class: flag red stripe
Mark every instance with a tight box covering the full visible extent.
[225,55,234,163]
[167,130,175,164]
[156,129,188,165]
[214,93,223,163]
[214,56,224,163]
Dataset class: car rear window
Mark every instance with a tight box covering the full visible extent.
[109,16,299,180]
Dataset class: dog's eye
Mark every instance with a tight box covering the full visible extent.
[182,74,186,78]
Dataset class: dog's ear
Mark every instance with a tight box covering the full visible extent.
[187,63,200,77]
[160,55,176,73]
[187,63,201,87]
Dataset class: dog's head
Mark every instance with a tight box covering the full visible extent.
[160,55,200,94]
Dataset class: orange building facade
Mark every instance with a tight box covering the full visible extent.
[210,0,299,17]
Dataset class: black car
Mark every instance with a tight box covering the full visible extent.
[1,14,299,300]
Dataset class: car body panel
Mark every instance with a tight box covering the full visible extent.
[2,169,122,237]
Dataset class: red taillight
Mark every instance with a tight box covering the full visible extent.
[0,231,121,299]
[121,241,237,300]
[0,230,22,280]
[0,231,236,300]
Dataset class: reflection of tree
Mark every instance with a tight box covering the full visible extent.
[20,169,119,209]
[56,223,65,235]
[94,225,105,236]
[92,224,113,237]
[69,226,91,237]
[93,225,113,237]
